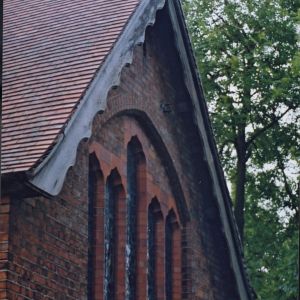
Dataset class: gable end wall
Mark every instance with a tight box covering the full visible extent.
[1,8,239,300]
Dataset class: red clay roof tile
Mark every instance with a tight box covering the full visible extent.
[2,0,140,173]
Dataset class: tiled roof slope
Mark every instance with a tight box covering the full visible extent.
[2,0,139,173]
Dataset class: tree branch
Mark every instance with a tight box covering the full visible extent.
[245,145,252,162]
[213,11,257,53]
[277,156,298,207]
[246,106,294,148]
[218,139,234,157]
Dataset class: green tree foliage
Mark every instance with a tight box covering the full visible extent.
[183,0,299,298]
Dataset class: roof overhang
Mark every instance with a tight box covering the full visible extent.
[7,0,254,298]
[27,0,166,195]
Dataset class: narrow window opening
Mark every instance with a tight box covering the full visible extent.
[115,181,126,299]
[165,214,173,300]
[104,169,125,300]
[165,210,181,300]
[148,198,164,300]
[148,205,155,300]
[126,136,146,300]
[88,153,104,300]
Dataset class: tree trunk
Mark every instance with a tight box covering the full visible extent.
[234,155,246,243]
[234,131,247,244]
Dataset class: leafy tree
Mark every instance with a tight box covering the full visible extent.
[183,0,299,298]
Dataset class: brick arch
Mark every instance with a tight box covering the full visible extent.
[105,168,126,300]
[99,109,189,224]
[127,135,145,154]
[89,111,187,298]
[148,197,163,217]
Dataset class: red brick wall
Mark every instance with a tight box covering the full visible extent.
[0,196,10,300]
[4,143,90,299]
[1,8,239,300]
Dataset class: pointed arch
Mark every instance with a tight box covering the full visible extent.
[88,153,105,300]
[115,109,189,224]
[104,169,126,300]
[148,198,165,300]
[126,136,147,299]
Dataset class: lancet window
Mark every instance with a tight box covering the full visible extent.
[126,137,147,299]
[104,169,126,300]
[88,154,104,300]
[165,210,182,300]
[148,198,164,300]
[88,136,182,300]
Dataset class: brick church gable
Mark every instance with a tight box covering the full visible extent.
[1,0,254,299]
